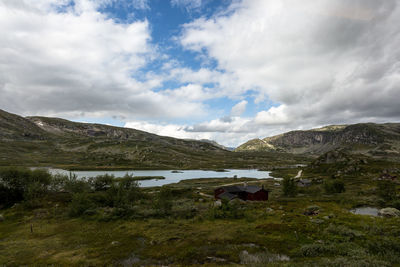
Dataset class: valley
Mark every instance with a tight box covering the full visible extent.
[1,109,400,266]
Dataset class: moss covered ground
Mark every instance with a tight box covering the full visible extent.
[1,158,400,266]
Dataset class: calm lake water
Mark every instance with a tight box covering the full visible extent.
[350,207,379,216]
[48,169,272,187]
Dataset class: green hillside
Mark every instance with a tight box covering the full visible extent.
[0,109,306,169]
[236,123,400,158]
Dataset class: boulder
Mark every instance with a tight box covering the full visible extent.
[214,200,222,207]
[378,208,400,217]
[304,205,320,216]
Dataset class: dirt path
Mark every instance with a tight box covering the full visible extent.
[198,192,213,198]
[216,180,263,187]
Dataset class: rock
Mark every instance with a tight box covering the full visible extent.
[11,203,20,209]
[304,205,320,216]
[111,241,120,246]
[323,216,330,220]
[206,256,226,263]
[83,209,96,216]
[378,208,400,217]
[0,214,4,222]
[198,198,204,202]
[120,253,140,265]
[266,207,274,213]
[214,200,222,207]
[310,219,324,224]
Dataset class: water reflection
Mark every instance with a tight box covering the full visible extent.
[48,169,272,187]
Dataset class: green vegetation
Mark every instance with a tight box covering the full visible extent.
[324,179,345,194]
[282,177,297,197]
[1,156,400,265]
[377,180,397,201]
[236,122,400,159]
[0,109,310,170]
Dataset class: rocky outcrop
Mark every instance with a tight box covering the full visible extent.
[0,109,230,169]
[236,123,400,157]
[378,208,400,217]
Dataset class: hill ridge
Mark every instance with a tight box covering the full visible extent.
[236,123,400,157]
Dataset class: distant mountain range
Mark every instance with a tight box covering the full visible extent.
[236,123,400,158]
[3,108,396,168]
[0,109,300,169]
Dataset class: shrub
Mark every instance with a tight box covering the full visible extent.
[377,180,396,201]
[282,177,297,197]
[153,187,173,216]
[107,174,142,208]
[68,193,96,217]
[324,224,363,241]
[0,167,51,206]
[209,199,244,219]
[324,179,345,194]
[49,173,69,192]
[88,174,114,191]
[319,256,390,267]
[391,199,400,210]
[300,242,365,257]
[64,172,90,193]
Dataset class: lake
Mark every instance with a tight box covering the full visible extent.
[48,169,272,187]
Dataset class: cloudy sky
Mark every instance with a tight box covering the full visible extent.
[1,0,399,147]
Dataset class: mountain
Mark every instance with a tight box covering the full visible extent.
[0,109,304,169]
[236,123,400,157]
[196,139,235,151]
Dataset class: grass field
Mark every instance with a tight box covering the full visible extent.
[1,156,400,266]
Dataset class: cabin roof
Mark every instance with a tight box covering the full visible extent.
[223,186,242,193]
[221,185,267,194]
[218,191,238,201]
[237,185,263,193]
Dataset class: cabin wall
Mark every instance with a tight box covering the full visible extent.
[214,188,225,199]
[250,191,268,201]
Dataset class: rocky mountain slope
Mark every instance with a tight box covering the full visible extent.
[0,109,304,169]
[236,123,400,157]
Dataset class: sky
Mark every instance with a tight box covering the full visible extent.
[1,0,400,147]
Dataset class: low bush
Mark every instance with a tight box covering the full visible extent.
[68,193,96,217]
[0,167,51,206]
[324,224,363,241]
[282,177,297,197]
[324,179,345,194]
[153,187,173,216]
[88,174,114,191]
[209,199,244,219]
[377,180,396,201]
[64,173,91,193]
[300,242,365,257]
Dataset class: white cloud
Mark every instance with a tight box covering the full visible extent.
[0,0,207,120]
[2,0,400,148]
[180,0,400,135]
[254,105,289,125]
[171,0,202,12]
[162,84,214,101]
[231,100,247,116]
[125,120,213,140]
[125,117,260,147]
[132,0,149,10]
